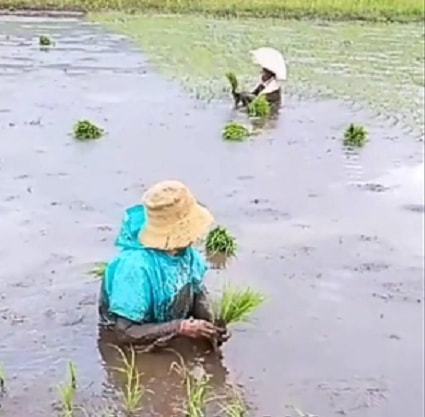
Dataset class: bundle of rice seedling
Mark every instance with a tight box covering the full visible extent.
[248,95,271,118]
[226,72,239,93]
[343,123,368,147]
[214,286,265,326]
[205,227,237,257]
[222,122,250,141]
[39,35,53,47]
[73,120,104,140]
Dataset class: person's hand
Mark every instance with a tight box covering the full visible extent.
[179,319,218,340]
[215,326,231,346]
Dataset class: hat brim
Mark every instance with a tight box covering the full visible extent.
[140,203,214,250]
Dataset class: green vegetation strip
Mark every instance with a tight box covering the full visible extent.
[95,14,424,136]
[0,0,423,21]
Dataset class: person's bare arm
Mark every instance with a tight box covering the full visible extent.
[114,317,182,345]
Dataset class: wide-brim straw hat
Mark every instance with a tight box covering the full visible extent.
[140,180,214,250]
[251,47,287,81]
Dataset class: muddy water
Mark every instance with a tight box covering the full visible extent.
[0,16,424,417]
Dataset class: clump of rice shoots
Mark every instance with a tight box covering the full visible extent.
[206,227,237,257]
[214,286,265,326]
[73,120,104,140]
[58,362,78,417]
[172,359,211,417]
[248,95,271,118]
[343,123,368,147]
[226,72,239,93]
[222,122,250,141]
[89,262,107,279]
[39,35,53,47]
[222,388,247,417]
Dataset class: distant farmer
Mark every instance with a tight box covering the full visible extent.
[231,47,287,111]
[99,180,228,349]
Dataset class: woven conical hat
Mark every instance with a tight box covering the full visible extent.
[140,180,214,250]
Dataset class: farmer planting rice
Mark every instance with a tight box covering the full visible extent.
[99,180,228,347]
[231,47,286,111]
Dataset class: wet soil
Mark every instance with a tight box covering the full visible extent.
[0,16,424,417]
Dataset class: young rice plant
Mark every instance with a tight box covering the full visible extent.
[39,35,53,47]
[58,361,78,417]
[113,346,145,414]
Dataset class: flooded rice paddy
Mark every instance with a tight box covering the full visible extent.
[96,14,425,137]
[0,15,424,417]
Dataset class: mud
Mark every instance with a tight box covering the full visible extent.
[0,16,424,417]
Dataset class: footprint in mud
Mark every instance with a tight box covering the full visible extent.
[348,262,390,273]
[354,183,393,192]
[402,203,425,213]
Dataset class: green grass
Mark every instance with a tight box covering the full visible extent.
[214,286,265,326]
[73,120,104,141]
[248,95,271,118]
[222,388,247,417]
[222,123,250,142]
[0,0,423,21]
[343,123,368,147]
[206,227,238,256]
[95,14,424,137]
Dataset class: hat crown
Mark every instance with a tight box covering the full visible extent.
[143,180,195,221]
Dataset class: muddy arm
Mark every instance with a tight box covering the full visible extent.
[191,289,214,323]
[114,317,182,345]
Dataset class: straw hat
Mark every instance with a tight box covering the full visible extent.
[251,47,287,80]
[140,180,214,250]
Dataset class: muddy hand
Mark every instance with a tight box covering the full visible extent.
[180,319,218,340]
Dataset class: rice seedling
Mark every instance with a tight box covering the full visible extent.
[113,346,145,414]
[39,35,53,47]
[226,72,239,93]
[221,388,247,417]
[73,120,104,141]
[214,286,265,326]
[248,95,271,118]
[171,358,212,417]
[343,123,368,147]
[0,363,6,393]
[205,226,237,257]
[222,122,250,141]
[58,362,78,417]
[89,262,107,279]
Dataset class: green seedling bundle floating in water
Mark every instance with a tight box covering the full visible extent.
[205,226,237,257]
[248,95,271,119]
[73,120,104,140]
[222,122,250,141]
[344,123,368,147]
[214,286,265,326]
[39,35,53,47]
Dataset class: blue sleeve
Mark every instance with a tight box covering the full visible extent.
[189,249,208,293]
[105,253,152,323]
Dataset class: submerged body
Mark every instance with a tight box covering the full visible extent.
[99,181,226,349]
